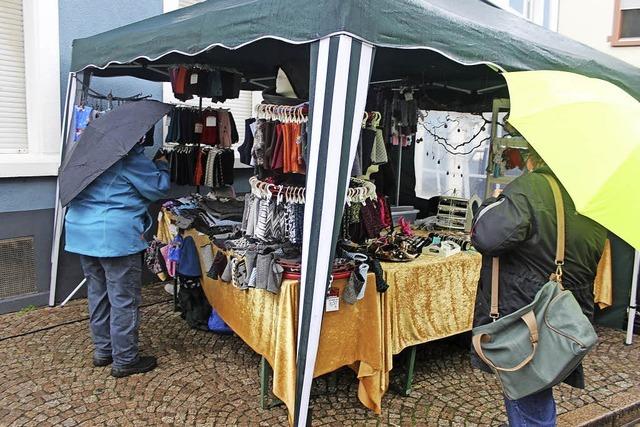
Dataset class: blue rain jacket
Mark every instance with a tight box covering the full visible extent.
[65,146,170,257]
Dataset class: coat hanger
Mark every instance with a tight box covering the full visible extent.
[276,185,284,205]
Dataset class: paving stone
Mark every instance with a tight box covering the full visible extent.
[1,285,639,425]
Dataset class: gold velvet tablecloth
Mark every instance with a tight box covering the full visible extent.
[381,252,483,356]
[185,231,385,423]
[594,239,613,309]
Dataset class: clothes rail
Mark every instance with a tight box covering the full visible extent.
[256,103,308,123]
[249,176,376,205]
[73,75,151,104]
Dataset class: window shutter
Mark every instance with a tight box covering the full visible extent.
[0,0,28,153]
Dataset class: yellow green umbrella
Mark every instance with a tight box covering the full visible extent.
[503,70,640,250]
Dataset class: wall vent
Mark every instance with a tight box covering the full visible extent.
[0,237,37,299]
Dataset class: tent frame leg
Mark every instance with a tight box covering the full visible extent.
[49,72,87,307]
[625,250,639,345]
[59,278,87,307]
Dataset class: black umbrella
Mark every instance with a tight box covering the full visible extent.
[59,100,172,206]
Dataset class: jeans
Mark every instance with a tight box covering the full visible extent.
[504,388,556,427]
[80,253,142,369]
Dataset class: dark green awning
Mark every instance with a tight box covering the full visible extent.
[70,0,639,99]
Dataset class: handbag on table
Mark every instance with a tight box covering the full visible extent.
[472,175,598,400]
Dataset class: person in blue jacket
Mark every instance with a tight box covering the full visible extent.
[65,143,170,378]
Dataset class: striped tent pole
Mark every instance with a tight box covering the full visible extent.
[294,34,375,426]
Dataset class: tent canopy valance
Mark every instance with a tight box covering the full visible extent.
[70,0,640,100]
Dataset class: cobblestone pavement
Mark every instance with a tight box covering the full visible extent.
[1,285,638,426]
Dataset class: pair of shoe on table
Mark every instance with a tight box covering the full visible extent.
[93,355,157,378]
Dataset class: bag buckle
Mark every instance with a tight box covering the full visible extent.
[490,312,500,322]
[530,332,539,344]
[554,261,564,283]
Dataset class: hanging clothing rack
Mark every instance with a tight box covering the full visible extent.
[73,75,152,108]
[256,103,308,122]
[249,176,376,205]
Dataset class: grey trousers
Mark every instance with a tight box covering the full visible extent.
[80,253,142,368]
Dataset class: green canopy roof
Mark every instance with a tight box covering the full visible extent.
[71,0,640,99]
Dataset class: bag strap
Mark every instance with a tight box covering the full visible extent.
[489,257,500,319]
[542,174,566,284]
[488,174,566,319]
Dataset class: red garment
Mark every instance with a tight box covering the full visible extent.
[169,67,179,94]
[378,193,392,227]
[503,148,524,170]
[200,111,218,146]
[283,123,291,172]
[193,149,206,185]
[286,123,305,174]
[174,66,188,95]
[271,124,285,170]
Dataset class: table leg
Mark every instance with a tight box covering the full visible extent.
[260,356,283,409]
[260,356,270,410]
[327,371,337,393]
[402,346,417,396]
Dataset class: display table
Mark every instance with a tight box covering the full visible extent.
[186,231,386,423]
[158,210,613,418]
[381,252,482,355]
[169,223,483,419]
[377,252,482,394]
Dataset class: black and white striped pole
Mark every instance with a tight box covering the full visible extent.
[294,34,375,426]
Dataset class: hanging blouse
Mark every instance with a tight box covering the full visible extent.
[201,110,218,146]
[271,124,285,170]
[217,110,233,148]
[371,126,388,164]
[252,119,266,167]
[238,118,256,166]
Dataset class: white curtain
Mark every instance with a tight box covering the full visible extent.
[414,110,504,200]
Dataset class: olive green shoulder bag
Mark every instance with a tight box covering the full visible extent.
[472,175,598,400]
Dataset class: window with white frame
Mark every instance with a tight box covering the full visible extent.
[0,0,61,178]
[500,0,559,31]
[0,0,29,154]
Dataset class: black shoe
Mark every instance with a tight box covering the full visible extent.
[93,355,113,367]
[111,356,157,378]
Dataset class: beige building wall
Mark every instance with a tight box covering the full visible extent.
[557,0,640,68]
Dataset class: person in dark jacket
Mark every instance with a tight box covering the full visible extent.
[471,145,606,426]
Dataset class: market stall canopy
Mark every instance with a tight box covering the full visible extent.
[70,0,640,99]
[504,71,640,250]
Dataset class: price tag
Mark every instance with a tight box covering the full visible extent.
[325,287,340,312]
[205,116,217,127]
[194,123,203,134]
[190,72,199,84]
[404,91,414,101]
